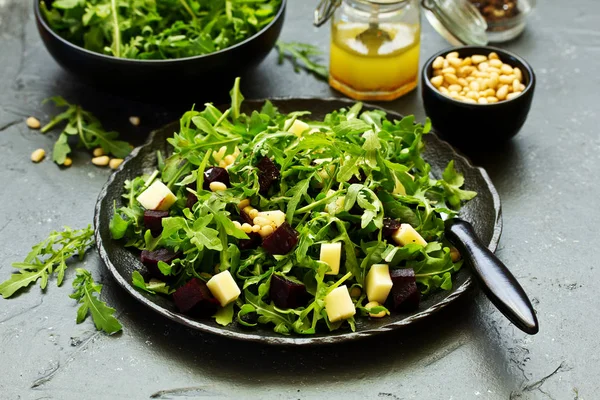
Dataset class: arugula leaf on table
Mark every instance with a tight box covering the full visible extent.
[0,226,123,334]
[275,41,328,81]
[70,268,122,334]
[439,160,478,209]
[41,97,131,165]
[0,226,94,298]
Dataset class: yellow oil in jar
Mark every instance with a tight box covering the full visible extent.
[329,22,420,101]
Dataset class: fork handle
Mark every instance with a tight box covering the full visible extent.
[445,219,539,335]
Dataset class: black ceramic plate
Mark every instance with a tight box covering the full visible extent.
[94,99,502,345]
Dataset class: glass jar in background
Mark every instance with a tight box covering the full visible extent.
[468,0,536,42]
[325,0,421,101]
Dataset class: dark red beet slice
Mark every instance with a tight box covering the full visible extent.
[202,167,230,190]
[390,268,420,312]
[261,222,298,255]
[186,191,197,210]
[382,218,402,238]
[172,278,219,316]
[256,157,280,193]
[143,210,169,237]
[269,274,309,309]
[140,248,180,280]
[238,231,262,250]
[239,210,254,225]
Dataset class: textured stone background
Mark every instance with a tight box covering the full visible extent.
[0,0,598,399]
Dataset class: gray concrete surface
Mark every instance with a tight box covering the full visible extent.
[0,0,598,399]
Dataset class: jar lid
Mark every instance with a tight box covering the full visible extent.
[421,0,488,46]
[314,0,408,27]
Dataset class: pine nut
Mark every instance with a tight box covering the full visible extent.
[449,91,460,99]
[26,117,41,129]
[433,69,443,76]
[487,96,499,103]
[93,147,104,157]
[458,78,468,87]
[496,85,509,100]
[488,52,499,60]
[499,74,516,84]
[469,81,480,92]
[462,98,477,104]
[448,84,462,92]
[430,75,444,87]
[432,56,444,69]
[501,64,514,74]
[63,157,73,167]
[31,148,45,163]
[439,86,449,94]
[444,74,458,85]
[224,155,236,165]
[512,79,521,92]
[466,91,479,100]
[448,57,462,68]
[441,67,456,75]
[109,158,123,169]
[482,88,496,97]
[449,247,462,262]
[248,209,259,219]
[443,59,450,69]
[238,199,250,210]
[365,301,386,318]
[241,223,253,234]
[478,97,489,104]
[506,91,522,100]
[461,57,473,66]
[129,116,141,126]
[513,67,523,81]
[233,221,242,229]
[92,155,109,166]
[446,51,459,59]
[489,59,503,68]
[209,181,227,192]
[259,225,274,237]
[478,62,489,72]
[251,224,261,233]
[471,55,487,64]
[218,160,227,168]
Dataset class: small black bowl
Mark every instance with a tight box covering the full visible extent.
[34,0,286,95]
[421,46,535,147]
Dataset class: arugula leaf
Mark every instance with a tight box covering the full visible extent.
[70,268,122,334]
[275,41,328,80]
[132,271,173,295]
[440,161,478,209]
[0,226,94,298]
[41,97,131,165]
[213,302,235,326]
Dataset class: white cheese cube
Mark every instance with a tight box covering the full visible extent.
[257,210,286,228]
[365,264,393,304]
[324,285,356,322]
[392,224,427,247]
[320,242,342,275]
[287,119,310,136]
[206,270,241,307]
[136,180,177,211]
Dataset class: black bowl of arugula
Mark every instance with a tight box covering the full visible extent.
[34,0,286,92]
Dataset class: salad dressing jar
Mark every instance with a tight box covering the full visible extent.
[317,0,421,101]
[315,0,490,101]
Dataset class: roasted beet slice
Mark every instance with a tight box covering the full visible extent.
[382,218,402,238]
[143,210,169,237]
[261,222,298,255]
[202,167,230,190]
[238,231,262,250]
[186,191,198,210]
[270,274,309,309]
[256,157,280,193]
[239,210,254,225]
[390,268,420,312]
[140,248,180,280]
[172,278,219,316]
[348,170,367,184]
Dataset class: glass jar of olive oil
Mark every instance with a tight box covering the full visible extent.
[321,0,421,101]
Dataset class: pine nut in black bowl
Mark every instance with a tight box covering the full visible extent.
[34,0,286,97]
[421,46,535,148]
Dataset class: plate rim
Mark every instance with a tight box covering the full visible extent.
[94,97,502,346]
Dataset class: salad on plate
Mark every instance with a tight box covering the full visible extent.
[109,78,476,335]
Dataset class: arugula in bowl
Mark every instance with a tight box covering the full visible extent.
[40,0,282,59]
[109,78,476,335]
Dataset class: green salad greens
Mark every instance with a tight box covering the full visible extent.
[110,78,476,335]
[41,0,282,59]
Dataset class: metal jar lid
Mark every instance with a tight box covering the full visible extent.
[314,0,488,46]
